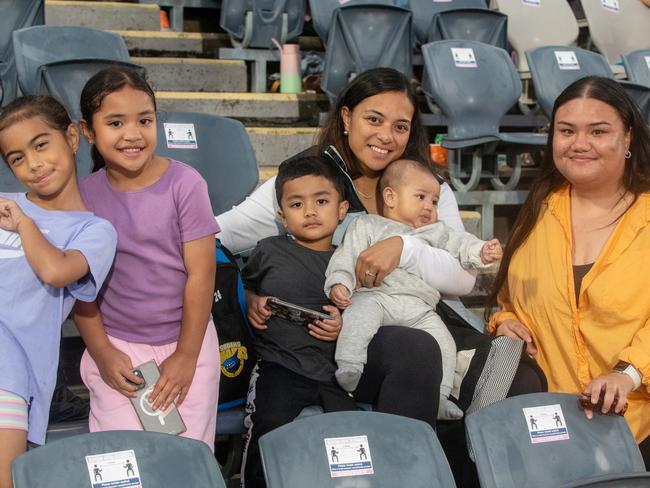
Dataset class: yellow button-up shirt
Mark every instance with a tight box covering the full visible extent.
[488,185,650,442]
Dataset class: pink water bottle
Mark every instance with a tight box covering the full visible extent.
[273,40,302,94]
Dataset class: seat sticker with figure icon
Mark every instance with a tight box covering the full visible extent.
[85,449,142,488]
[522,404,570,444]
[601,0,619,13]
[522,0,541,7]
[451,48,477,68]
[555,51,580,70]
[324,435,373,478]
[164,123,198,149]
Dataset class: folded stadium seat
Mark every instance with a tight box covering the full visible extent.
[308,0,397,44]
[579,0,650,75]
[490,0,579,75]
[320,4,413,99]
[427,8,508,50]
[408,0,488,46]
[12,430,227,488]
[618,82,650,126]
[525,45,614,117]
[259,411,456,487]
[0,0,43,107]
[465,392,650,488]
[220,0,305,49]
[153,111,259,216]
[622,49,650,88]
[421,40,546,191]
[12,25,141,122]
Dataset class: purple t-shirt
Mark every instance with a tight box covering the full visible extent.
[80,160,219,344]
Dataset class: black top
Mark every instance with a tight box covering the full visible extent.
[242,235,337,382]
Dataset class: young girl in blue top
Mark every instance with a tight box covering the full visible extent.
[0,96,116,488]
[74,67,220,449]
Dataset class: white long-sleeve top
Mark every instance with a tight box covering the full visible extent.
[216,176,477,296]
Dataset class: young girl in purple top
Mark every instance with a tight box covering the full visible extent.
[0,96,116,488]
[74,67,220,450]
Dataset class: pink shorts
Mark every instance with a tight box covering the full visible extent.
[80,322,220,451]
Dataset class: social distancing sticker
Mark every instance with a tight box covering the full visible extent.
[601,0,619,13]
[324,435,374,478]
[164,123,198,149]
[85,449,142,488]
[451,48,477,68]
[555,51,580,70]
[522,404,570,444]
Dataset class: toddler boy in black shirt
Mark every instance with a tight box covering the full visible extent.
[240,156,356,488]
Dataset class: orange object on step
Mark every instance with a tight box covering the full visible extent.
[160,10,171,31]
[429,143,448,167]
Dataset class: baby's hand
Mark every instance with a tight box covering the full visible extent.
[0,198,27,232]
[246,292,272,330]
[481,239,503,264]
[330,284,352,309]
[308,305,342,342]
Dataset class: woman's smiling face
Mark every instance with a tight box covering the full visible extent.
[341,90,414,176]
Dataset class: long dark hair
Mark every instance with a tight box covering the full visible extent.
[488,76,650,314]
[0,95,72,164]
[316,67,430,179]
[80,66,156,171]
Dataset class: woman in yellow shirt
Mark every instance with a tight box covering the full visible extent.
[488,76,650,468]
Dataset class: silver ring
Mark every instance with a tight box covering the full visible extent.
[365,271,377,277]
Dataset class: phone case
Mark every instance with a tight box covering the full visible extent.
[267,297,332,324]
[129,361,187,435]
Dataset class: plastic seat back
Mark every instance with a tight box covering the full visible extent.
[622,49,650,88]
[154,111,259,216]
[427,8,508,49]
[308,0,396,43]
[491,0,579,73]
[579,0,650,65]
[408,0,487,45]
[526,45,613,117]
[421,40,520,144]
[321,4,413,99]
[220,0,305,49]
[466,392,647,488]
[0,0,44,106]
[12,430,226,488]
[259,411,456,487]
[620,82,650,126]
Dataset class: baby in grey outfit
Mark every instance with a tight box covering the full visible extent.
[324,159,502,420]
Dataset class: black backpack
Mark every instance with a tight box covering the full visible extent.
[213,240,256,410]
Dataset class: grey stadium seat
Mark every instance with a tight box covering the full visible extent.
[525,45,613,117]
[12,430,226,488]
[622,49,650,88]
[408,0,487,46]
[466,392,650,488]
[153,111,259,216]
[220,0,305,49]
[307,0,397,43]
[427,8,508,50]
[259,411,456,487]
[321,4,413,99]
[0,0,43,107]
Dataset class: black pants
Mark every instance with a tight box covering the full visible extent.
[242,361,357,488]
[438,354,547,488]
[354,326,443,430]
[640,437,650,471]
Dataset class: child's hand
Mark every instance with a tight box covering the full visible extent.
[149,350,197,411]
[481,239,503,264]
[93,344,143,397]
[308,305,342,342]
[246,292,272,330]
[330,284,352,308]
[0,198,27,232]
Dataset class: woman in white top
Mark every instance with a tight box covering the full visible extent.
[217,68,477,429]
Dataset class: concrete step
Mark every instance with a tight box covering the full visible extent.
[46,0,160,31]
[133,57,247,92]
[117,31,323,59]
[156,92,328,125]
[247,127,319,167]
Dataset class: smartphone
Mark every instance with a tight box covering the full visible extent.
[266,297,333,324]
[577,392,627,416]
[129,360,187,435]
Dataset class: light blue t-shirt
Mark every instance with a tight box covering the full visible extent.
[0,192,117,444]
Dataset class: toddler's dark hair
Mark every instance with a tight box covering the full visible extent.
[275,155,346,207]
[80,66,155,171]
[0,96,72,163]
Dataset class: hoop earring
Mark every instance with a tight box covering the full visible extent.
[625,150,631,159]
